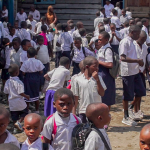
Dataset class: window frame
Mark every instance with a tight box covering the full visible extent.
[34,0,55,4]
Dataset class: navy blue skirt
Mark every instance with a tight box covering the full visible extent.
[99,65,116,106]
[24,72,41,102]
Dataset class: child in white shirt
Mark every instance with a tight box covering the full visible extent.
[44,56,70,117]
[1,5,8,20]
[68,23,75,38]
[27,24,36,37]
[42,88,81,150]
[22,113,54,150]
[119,21,129,39]
[6,26,17,42]
[26,14,37,32]
[104,18,110,33]
[79,28,88,48]
[72,21,83,39]
[3,64,29,133]
[84,103,112,150]
[3,17,8,28]
[94,11,104,31]
[0,107,20,147]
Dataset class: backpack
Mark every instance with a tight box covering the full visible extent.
[0,47,6,69]
[70,47,86,59]
[104,47,120,79]
[72,121,111,150]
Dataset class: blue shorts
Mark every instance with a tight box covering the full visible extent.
[122,73,146,101]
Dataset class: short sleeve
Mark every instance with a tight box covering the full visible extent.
[3,81,9,94]
[65,71,70,81]
[84,47,95,57]
[99,75,107,90]
[73,78,79,96]
[47,69,56,78]
[105,48,113,62]
[119,39,128,57]
[20,63,27,72]
[16,80,24,94]
[38,61,45,71]
[57,34,62,44]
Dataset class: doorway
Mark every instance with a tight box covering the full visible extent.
[103,0,124,9]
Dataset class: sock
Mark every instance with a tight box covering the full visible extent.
[129,104,134,109]
[124,110,129,119]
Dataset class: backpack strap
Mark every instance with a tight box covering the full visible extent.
[82,47,86,58]
[92,127,111,150]
[104,47,113,57]
[73,114,80,124]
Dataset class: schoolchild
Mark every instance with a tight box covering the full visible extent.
[68,23,75,38]
[79,28,88,48]
[26,14,37,32]
[94,11,104,31]
[104,18,110,33]
[7,26,17,43]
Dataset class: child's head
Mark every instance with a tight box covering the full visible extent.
[99,26,105,34]
[12,37,21,50]
[27,24,32,30]
[126,7,130,11]
[100,7,105,14]
[140,124,150,150]
[14,20,19,29]
[59,56,70,69]
[54,88,74,118]
[0,143,20,150]
[69,23,74,30]
[105,0,110,5]
[23,113,43,144]
[37,35,44,45]
[41,16,46,24]
[56,23,62,31]
[0,107,10,137]
[122,9,126,16]
[76,21,83,29]
[21,21,27,29]
[21,39,31,51]
[95,39,101,50]
[74,37,82,49]
[123,20,129,28]
[129,25,141,40]
[141,18,149,27]
[41,25,47,33]
[137,30,147,45]
[28,14,33,21]
[9,26,15,36]
[103,18,109,25]
[136,21,143,29]
[112,9,118,16]
[79,60,84,73]
[67,20,74,25]
[86,103,111,128]
[3,5,6,10]
[135,18,140,24]
[3,17,8,22]
[30,5,35,12]
[96,11,100,17]
[116,2,120,7]
[8,64,19,77]
[19,8,24,14]
[83,56,99,75]
[27,47,37,58]
[62,23,69,32]
[79,28,86,37]
[129,18,135,26]
[2,38,9,46]
[98,22,104,28]
[98,31,110,47]
[110,23,116,32]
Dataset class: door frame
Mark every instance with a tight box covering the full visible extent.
[102,0,125,8]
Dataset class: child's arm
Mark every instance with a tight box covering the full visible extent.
[109,33,114,43]
[92,71,105,96]
[98,60,113,68]
[114,32,121,42]
[44,74,51,81]
[72,96,79,115]
[20,93,30,100]
[89,41,95,52]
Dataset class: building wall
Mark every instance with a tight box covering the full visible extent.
[18,0,101,31]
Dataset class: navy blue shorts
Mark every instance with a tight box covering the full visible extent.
[10,107,28,121]
[1,69,10,80]
[122,73,146,101]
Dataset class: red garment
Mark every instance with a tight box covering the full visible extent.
[40,32,48,45]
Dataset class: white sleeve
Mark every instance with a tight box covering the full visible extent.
[26,31,31,40]
[105,48,113,62]
[20,63,26,72]
[65,71,70,81]
[99,76,107,90]
[16,81,24,94]
[73,78,79,96]
[57,34,62,44]
[38,61,45,71]
[24,13,27,19]
[85,48,95,57]
[119,39,128,57]
[47,69,56,78]
[3,81,9,94]
[37,11,40,21]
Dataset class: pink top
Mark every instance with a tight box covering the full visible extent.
[40,32,48,45]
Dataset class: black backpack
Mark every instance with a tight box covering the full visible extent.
[70,47,86,59]
[0,47,6,69]
[72,122,111,150]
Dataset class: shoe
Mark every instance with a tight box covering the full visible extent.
[122,117,137,126]
[129,109,141,121]
[14,121,23,131]
[34,111,39,114]
[39,93,45,100]
[137,110,144,119]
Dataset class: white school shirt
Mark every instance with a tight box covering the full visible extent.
[26,19,37,32]
[3,76,27,111]
[109,30,122,45]
[10,47,22,67]
[111,16,121,28]
[27,28,36,37]
[0,21,5,37]
[120,15,131,25]
[36,44,49,64]
[2,9,8,17]
[31,40,37,49]
[47,32,54,42]
[73,74,106,114]
[29,10,40,21]
[94,17,104,30]
[100,12,105,18]
[4,130,20,148]
[134,41,148,73]
[41,111,81,150]
[6,34,17,42]
[104,4,114,18]
[114,7,122,18]
[20,58,44,73]
[84,129,112,150]
[126,11,132,17]
[119,36,139,76]
[57,32,73,51]
[53,31,62,52]
[72,29,81,39]
[35,22,49,33]
[3,21,8,28]
[96,43,113,63]
[17,28,31,41]
[142,25,148,35]
[20,50,28,63]
[104,24,110,33]
[46,66,70,91]
[119,27,129,39]
[15,12,27,27]
[72,47,95,63]
[68,28,75,37]
[81,36,88,47]
[21,137,54,150]
[15,29,20,36]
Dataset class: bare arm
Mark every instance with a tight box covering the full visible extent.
[109,35,114,44]
[20,93,30,100]
[98,60,113,68]
[52,13,57,24]
[72,96,79,115]
[44,74,50,81]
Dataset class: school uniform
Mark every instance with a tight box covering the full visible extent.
[0,21,5,39]
[104,3,114,18]
[4,130,20,148]
[20,58,45,102]
[72,29,81,39]
[2,9,8,17]
[6,34,17,42]
[142,25,148,35]
[41,111,81,150]
[114,7,122,18]
[111,16,121,30]
[44,66,70,117]
[119,36,146,101]
[57,32,73,60]
[94,17,104,31]
[3,21,8,28]
[3,76,28,121]
[90,36,99,49]
[84,129,112,150]
[16,28,31,41]
[20,50,28,64]
[15,29,20,36]
[68,28,75,38]
[100,12,105,18]
[119,27,129,39]
[109,30,122,54]
[126,11,132,17]
[27,28,36,37]
[73,74,106,123]
[97,43,116,106]
[120,15,131,25]
[15,12,27,27]
[104,24,110,33]
[29,10,40,21]
[21,137,54,150]
[35,22,49,33]
[26,19,37,32]
[72,47,95,75]
[47,32,54,43]
[31,40,36,49]
[81,36,88,47]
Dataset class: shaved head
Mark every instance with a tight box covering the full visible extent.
[140,124,150,136]
[0,143,20,150]
[140,30,147,38]
[136,22,143,29]
[0,107,10,120]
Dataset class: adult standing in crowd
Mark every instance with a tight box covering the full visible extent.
[104,0,114,18]
[29,5,40,22]
[45,5,57,28]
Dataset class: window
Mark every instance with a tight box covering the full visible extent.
[34,0,55,4]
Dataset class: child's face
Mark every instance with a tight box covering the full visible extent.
[98,35,109,47]
[110,25,116,32]
[88,60,99,74]
[74,40,82,49]
[10,28,15,36]
[122,10,126,16]
[23,118,42,144]
[14,22,18,28]
[12,41,20,50]
[95,42,101,50]
[137,36,147,45]
[130,31,140,41]
[140,130,150,150]
[37,38,44,45]
[22,42,32,51]
[53,95,74,118]
[102,9,105,14]
[28,16,33,21]
[0,115,9,137]
[129,20,135,26]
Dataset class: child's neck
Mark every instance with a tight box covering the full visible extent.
[15,48,20,52]
[0,132,7,144]
[28,137,38,145]
[84,70,92,80]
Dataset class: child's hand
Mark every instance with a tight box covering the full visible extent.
[26,95,30,100]
[138,59,144,67]
[92,71,99,81]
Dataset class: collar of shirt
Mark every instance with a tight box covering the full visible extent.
[10,76,19,80]
[101,43,111,50]
[23,137,41,148]
[126,36,134,42]
[82,73,94,81]
[58,66,66,69]
[28,58,35,61]
[55,111,77,126]
[5,130,17,143]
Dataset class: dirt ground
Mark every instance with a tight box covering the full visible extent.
[0,62,150,150]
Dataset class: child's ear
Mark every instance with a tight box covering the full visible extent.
[53,101,56,108]
[98,116,102,120]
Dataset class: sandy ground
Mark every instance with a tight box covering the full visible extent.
[0,62,150,150]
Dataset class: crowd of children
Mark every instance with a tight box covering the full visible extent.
[0,0,150,149]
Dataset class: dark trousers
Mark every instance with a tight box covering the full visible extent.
[55,51,62,68]
[72,61,80,76]
[62,51,71,61]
